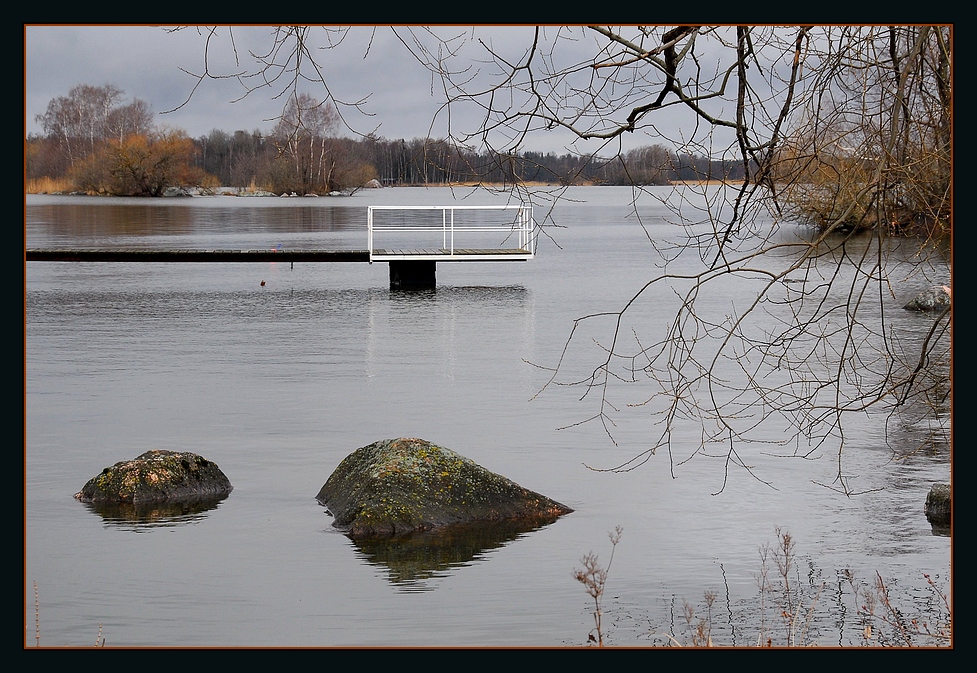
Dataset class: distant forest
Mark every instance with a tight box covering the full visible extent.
[26,85,746,196]
[191,130,747,188]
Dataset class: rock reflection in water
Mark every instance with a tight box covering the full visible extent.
[349,516,561,590]
[80,497,227,531]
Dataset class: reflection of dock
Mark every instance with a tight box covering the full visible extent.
[26,204,537,290]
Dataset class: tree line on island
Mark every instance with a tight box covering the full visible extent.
[26,85,745,197]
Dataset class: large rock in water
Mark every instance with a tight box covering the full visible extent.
[316,438,573,538]
[74,450,233,504]
[903,286,950,311]
[924,482,951,528]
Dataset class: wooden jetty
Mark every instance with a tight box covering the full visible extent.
[25,249,371,263]
[26,204,536,290]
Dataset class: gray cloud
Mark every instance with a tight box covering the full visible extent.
[25,25,716,155]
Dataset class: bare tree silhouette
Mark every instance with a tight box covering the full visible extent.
[174,25,951,493]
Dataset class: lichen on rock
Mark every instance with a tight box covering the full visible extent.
[74,449,233,504]
[903,286,951,311]
[316,438,573,538]
[924,482,950,527]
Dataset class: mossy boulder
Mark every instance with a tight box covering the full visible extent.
[74,450,233,504]
[924,482,950,527]
[316,438,573,538]
[903,286,950,311]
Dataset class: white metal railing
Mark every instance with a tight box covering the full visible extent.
[367,205,535,261]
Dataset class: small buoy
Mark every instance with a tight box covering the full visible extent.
[260,280,266,286]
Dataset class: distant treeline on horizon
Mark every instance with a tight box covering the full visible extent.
[186,131,748,188]
[28,85,749,195]
[28,128,747,194]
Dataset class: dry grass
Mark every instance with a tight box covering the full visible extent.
[578,528,951,648]
[31,581,105,648]
[573,526,623,647]
[26,177,73,194]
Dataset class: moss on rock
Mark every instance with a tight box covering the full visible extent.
[924,482,950,527]
[316,438,573,538]
[904,286,951,311]
[74,450,233,504]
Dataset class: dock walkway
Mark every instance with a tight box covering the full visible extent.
[27,204,536,289]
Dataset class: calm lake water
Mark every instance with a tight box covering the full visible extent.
[25,186,951,647]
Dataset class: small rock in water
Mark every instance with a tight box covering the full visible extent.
[75,450,233,504]
[924,482,950,527]
[903,286,951,311]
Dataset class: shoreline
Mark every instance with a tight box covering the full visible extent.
[26,179,748,196]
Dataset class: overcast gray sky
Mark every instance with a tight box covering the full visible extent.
[25,25,733,156]
[25,27,437,139]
